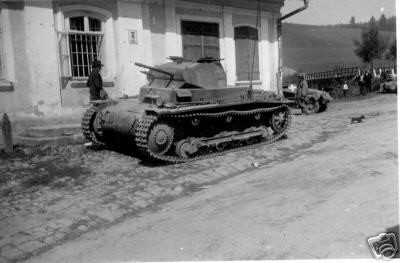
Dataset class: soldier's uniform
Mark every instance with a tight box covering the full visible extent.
[87,60,107,101]
[296,76,308,99]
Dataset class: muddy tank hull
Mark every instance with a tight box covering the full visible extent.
[82,98,291,163]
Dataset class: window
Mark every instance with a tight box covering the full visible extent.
[181,21,220,61]
[62,15,104,78]
[234,26,260,81]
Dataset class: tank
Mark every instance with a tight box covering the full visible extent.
[82,57,292,163]
[283,87,333,114]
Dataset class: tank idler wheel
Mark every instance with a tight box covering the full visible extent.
[148,124,174,155]
[270,110,288,134]
[175,139,197,158]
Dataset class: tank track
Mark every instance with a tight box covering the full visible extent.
[81,106,105,146]
[134,105,291,163]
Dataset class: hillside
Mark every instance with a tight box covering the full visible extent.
[282,23,396,73]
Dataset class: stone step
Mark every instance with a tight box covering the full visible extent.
[21,123,82,138]
[16,134,84,146]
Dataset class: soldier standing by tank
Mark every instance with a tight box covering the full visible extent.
[87,60,108,101]
[296,74,309,101]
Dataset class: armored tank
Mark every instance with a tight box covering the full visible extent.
[82,57,292,163]
[283,87,333,114]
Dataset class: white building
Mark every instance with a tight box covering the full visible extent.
[0,0,291,114]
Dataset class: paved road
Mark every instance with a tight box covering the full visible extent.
[25,94,398,262]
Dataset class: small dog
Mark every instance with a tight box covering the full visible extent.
[350,115,365,124]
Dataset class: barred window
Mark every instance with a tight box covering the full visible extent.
[60,15,104,79]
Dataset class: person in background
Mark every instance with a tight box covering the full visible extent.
[87,59,108,101]
[356,70,366,96]
[342,81,349,97]
[391,68,397,79]
[364,70,372,93]
[296,74,309,100]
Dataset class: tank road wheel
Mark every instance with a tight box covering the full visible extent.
[312,100,320,113]
[148,124,174,155]
[175,139,197,158]
[301,98,319,115]
[301,103,313,115]
[270,109,289,134]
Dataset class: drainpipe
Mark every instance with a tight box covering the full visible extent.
[276,0,309,96]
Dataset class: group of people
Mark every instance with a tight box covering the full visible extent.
[341,67,397,97]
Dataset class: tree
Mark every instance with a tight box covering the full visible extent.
[354,19,387,64]
[385,40,397,60]
[350,16,356,25]
[369,16,377,25]
[379,14,387,30]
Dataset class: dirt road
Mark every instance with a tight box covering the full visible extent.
[25,94,398,262]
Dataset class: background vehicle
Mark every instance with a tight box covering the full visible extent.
[283,86,333,114]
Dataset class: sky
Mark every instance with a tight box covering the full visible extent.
[281,0,396,25]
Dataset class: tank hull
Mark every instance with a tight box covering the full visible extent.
[82,97,291,163]
[82,58,292,162]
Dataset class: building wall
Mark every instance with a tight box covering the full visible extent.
[0,1,60,114]
[0,0,284,114]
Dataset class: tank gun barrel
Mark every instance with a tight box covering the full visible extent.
[135,62,174,78]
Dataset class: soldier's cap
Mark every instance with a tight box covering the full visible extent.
[92,60,103,68]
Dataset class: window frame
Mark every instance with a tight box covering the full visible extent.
[181,20,221,61]
[65,13,104,34]
[63,11,105,79]
[176,15,224,62]
[234,24,261,82]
